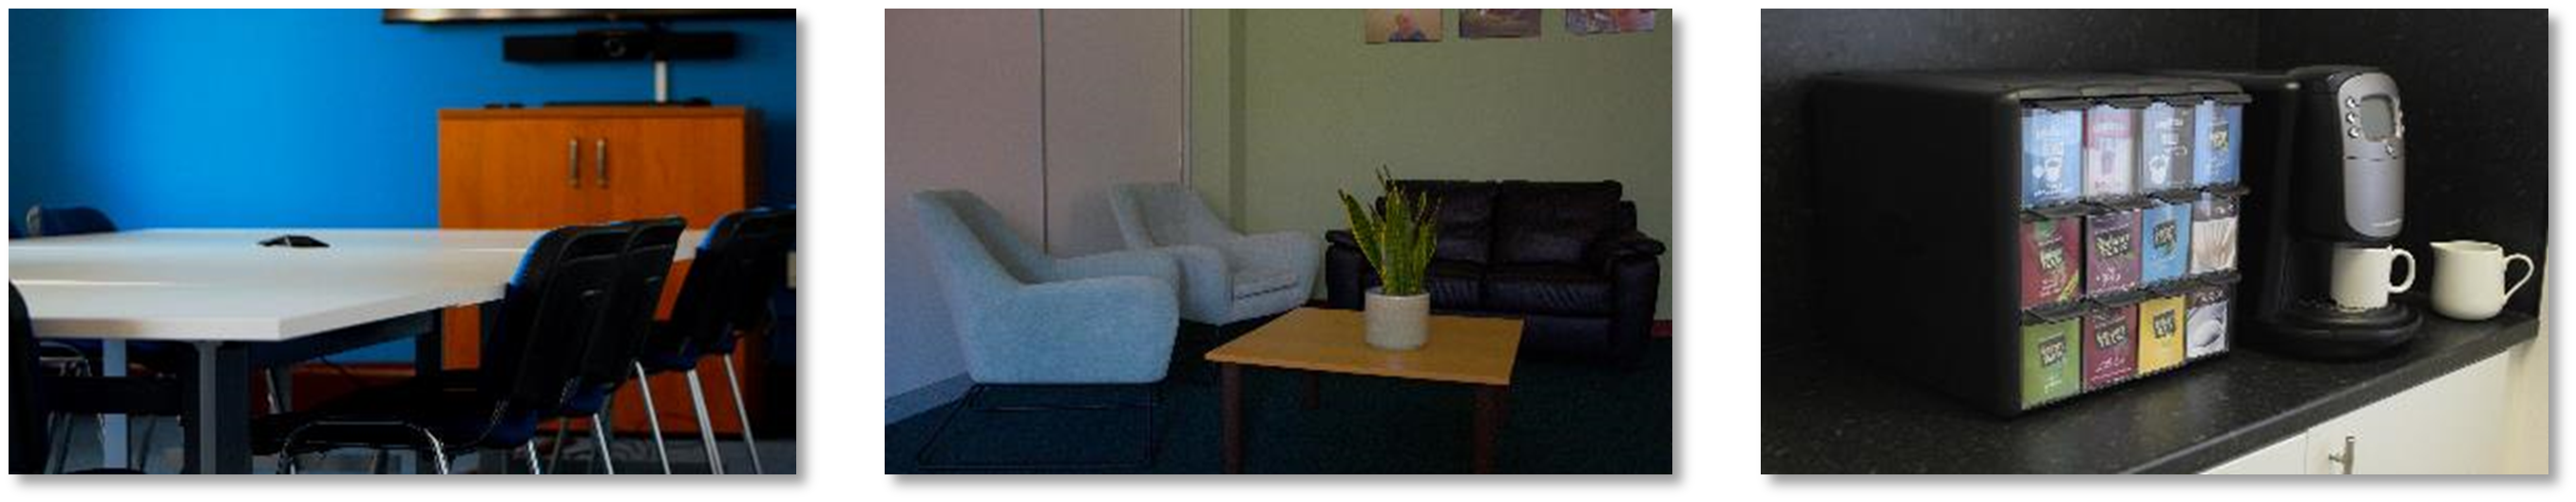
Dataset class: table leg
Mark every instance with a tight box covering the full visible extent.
[181,341,252,474]
[416,313,444,474]
[1221,363,1244,474]
[1473,385,1506,474]
[103,340,130,470]
[1300,372,1321,410]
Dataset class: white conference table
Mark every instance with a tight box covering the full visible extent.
[10,228,699,473]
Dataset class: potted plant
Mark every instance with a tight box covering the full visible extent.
[1338,167,1440,351]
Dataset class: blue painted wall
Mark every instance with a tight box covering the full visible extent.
[9,9,798,227]
[10,10,796,361]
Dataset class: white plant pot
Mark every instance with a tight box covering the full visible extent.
[1364,287,1430,351]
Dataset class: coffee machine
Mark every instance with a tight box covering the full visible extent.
[2175,66,2419,359]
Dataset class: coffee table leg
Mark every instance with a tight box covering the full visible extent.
[1300,372,1321,410]
[1222,363,1245,473]
[1473,385,1506,474]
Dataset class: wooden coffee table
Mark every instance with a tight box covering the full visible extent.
[1205,307,1523,473]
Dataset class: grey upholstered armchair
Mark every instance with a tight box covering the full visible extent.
[910,190,1181,384]
[1108,183,1321,326]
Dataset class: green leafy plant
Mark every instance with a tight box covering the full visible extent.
[1338,166,1441,297]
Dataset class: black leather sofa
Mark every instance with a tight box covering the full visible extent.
[1326,180,1667,363]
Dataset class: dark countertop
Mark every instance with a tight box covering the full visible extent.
[1762,310,2540,473]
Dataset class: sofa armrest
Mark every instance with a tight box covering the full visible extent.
[1584,231,1668,273]
[1325,229,1360,250]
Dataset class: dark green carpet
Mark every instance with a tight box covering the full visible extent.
[886,337,1672,473]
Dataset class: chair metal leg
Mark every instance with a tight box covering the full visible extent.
[263,368,287,415]
[523,441,542,474]
[684,369,727,474]
[720,357,764,474]
[635,362,674,473]
[591,414,618,474]
[547,416,569,473]
[417,428,450,475]
[132,416,159,472]
[47,413,74,473]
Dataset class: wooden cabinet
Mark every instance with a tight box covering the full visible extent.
[440,107,758,228]
[438,106,764,435]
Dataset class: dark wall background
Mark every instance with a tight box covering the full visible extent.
[1763,10,2547,350]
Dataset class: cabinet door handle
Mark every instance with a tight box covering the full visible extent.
[2326,435,2357,474]
[566,138,582,187]
[595,138,609,188]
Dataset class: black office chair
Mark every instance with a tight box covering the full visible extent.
[635,207,792,473]
[11,284,144,474]
[544,217,685,474]
[24,204,117,238]
[21,204,197,469]
[253,224,632,473]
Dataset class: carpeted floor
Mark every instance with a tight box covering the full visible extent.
[886,336,1673,474]
[42,415,794,474]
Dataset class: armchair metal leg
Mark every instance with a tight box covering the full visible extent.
[635,362,674,473]
[720,357,763,473]
[912,383,1162,471]
[684,369,727,473]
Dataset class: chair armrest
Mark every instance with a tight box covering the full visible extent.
[1141,244,1232,323]
[1044,249,1181,290]
[983,277,1180,384]
[1216,232,1322,277]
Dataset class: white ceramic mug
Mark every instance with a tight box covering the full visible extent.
[2330,245,2415,310]
[2431,241,2534,321]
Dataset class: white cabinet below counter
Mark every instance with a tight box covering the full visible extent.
[2202,353,2511,474]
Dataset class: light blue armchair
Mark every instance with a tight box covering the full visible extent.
[1109,183,1322,326]
[910,190,1181,384]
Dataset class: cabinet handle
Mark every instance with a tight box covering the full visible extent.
[2326,435,2357,474]
[566,138,581,187]
[596,138,609,188]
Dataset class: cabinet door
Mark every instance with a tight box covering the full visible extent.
[439,117,606,228]
[2206,354,2514,474]
[593,116,752,227]
[2303,355,2511,474]
[2203,434,2311,474]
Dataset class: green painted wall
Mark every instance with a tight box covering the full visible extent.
[1190,10,1674,318]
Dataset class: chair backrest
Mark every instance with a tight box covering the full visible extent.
[727,208,793,336]
[581,217,685,389]
[658,207,794,359]
[484,224,631,415]
[908,191,1043,334]
[1110,183,1237,249]
[10,284,46,474]
[24,205,117,238]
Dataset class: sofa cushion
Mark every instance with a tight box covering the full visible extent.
[1483,263,1614,317]
[1391,181,1498,264]
[1493,181,1622,265]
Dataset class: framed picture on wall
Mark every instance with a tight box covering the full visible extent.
[1364,9,1442,44]
[1567,9,1657,35]
[1460,9,1540,39]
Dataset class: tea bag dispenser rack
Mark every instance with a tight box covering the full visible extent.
[1810,71,2253,416]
